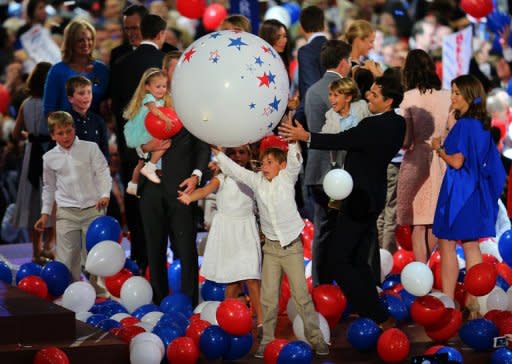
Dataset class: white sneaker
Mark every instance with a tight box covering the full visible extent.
[141,164,161,184]
[126,182,138,196]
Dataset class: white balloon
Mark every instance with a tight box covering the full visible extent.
[130,332,164,356]
[200,301,221,325]
[76,311,93,322]
[380,249,393,281]
[401,262,433,297]
[141,311,164,326]
[172,31,289,147]
[263,6,291,28]
[292,312,330,345]
[507,286,512,311]
[62,281,96,313]
[429,291,455,309]
[480,239,502,262]
[478,287,508,314]
[322,169,353,200]
[305,261,312,279]
[286,299,298,322]
[120,277,153,313]
[193,301,210,314]
[85,240,125,277]
[130,341,163,364]
[111,313,131,322]
[135,321,156,332]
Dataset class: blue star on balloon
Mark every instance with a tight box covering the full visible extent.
[269,96,280,111]
[228,37,248,51]
[212,57,219,63]
[209,32,222,39]
[249,102,256,109]
[269,49,277,58]
[267,122,273,128]
[267,71,276,84]
[254,56,264,66]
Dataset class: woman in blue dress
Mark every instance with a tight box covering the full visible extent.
[431,75,505,306]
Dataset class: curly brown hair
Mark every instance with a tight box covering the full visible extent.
[402,49,441,93]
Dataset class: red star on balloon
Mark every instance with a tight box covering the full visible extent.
[261,45,271,53]
[184,48,196,63]
[257,72,270,87]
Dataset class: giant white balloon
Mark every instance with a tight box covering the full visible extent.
[85,240,125,277]
[120,276,153,313]
[322,169,353,200]
[62,281,96,313]
[172,30,289,147]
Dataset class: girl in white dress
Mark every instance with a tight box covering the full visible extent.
[177,145,263,326]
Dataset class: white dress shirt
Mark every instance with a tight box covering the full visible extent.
[217,143,305,247]
[41,137,112,214]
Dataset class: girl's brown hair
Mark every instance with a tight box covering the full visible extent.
[451,74,489,129]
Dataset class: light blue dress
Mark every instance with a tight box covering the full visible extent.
[124,94,164,148]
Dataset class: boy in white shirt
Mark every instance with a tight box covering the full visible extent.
[34,111,112,294]
[213,139,329,358]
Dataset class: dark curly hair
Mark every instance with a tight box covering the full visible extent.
[451,74,489,129]
[402,49,441,94]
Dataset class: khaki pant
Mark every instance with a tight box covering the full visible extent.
[377,163,399,253]
[56,206,107,296]
[260,237,323,347]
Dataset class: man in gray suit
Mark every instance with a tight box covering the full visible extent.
[304,40,352,286]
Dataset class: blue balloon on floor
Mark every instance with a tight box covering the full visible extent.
[459,319,499,351]
[499,230,512,266]
[132,303,161,319]
[347,318,381,351]
[153,324,181,348]
[160,293,193,317]
[124,259,140,275]
[96,318,121,331]
[167,259,182,293]
[438,346,463,363]
[201,280,226,301]
[86,314,109,326]
[99,302,128,317]
[85,216,121,251]
[199,325,228,360]
[277,340,313,364]
[492,347,512,364]
[398,289,416,309]
[497,275,510,292]
[0,261,12,284]
[382,274,401,290]
[16,262,42,284]
[223,333,253,360]
[40,261,71,296]
[380,294,408,321]
[159,312,190,333]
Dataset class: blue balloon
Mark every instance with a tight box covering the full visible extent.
[380,294,408,321]
[457,268,466,283]
[86,314,109,326]
[124,259,140,276]
[398,289,416,309]
[168,259,182,293]
[459,319,499,351]
[382,274,401,290]
[438,346,463,363]
[40,261,71,296]
[16,262,42,284]
[85,215,121,251]
[0,261,12,284]
[492,347,512,364]
[158,312,190,334]
[487,11,511,34]
[101,303,128,317]
[499,230,512,266]
[497,275,510,291]
[277,341,313,364]
[132,303,161,319]
[223,333,253,360]
[456,245,465,260]
[96,318,122,331]
[152,324,181,348]
[347,318,381,351]
[508,81,512,97]
[160,293,193,317]
[282,2,301,24]
[199,325,228,360]
[201,280,226,301]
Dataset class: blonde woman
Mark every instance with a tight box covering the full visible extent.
[343,20,375,68]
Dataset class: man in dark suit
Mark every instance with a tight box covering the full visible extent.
[304,40,352,286]
[280,74,406,325]
[110,14,167,273]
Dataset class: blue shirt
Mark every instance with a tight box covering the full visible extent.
[69,109,109,160]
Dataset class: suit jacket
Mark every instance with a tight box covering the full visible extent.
[295,35,327,124]
[304,71,342,186]
[310,111,405,219]
[110,42,178,70]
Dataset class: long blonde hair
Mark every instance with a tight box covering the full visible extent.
[123,68,172,120]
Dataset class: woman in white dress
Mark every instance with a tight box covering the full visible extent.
[178,145,262,326]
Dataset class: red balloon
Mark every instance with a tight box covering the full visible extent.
[464,262,497,296]
[278,275,291,315]
[202,4,228,31]
[498,316,512,336]
[105,268,133,298]
[391,249,414,274]
[493,311,512,332]
[189,313,201,323]
[312,284,347,319]
[485,309,504,324]
[263,339,288,364]
[461,0,493,19]
[120,316,140,327]
[424,345,443,355]
[176,0,206,19]
[390,284,404,295]
[145,107,183,140]
[185,319,211,346]
[497,263,512,285]
[395,225,412,251]
[34,347,69,364]
[167,336,199,364]
[377,328,410,363]
[424,308,462,342]
[482,253,499,266]
[427,250,441,269]
[454,282,467,309]
[216,298,252,335]
[431,263,443,290]
[259,135,289,153]
[115,325,145,343]
[410,296,447,326]
[18,275,48,299]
